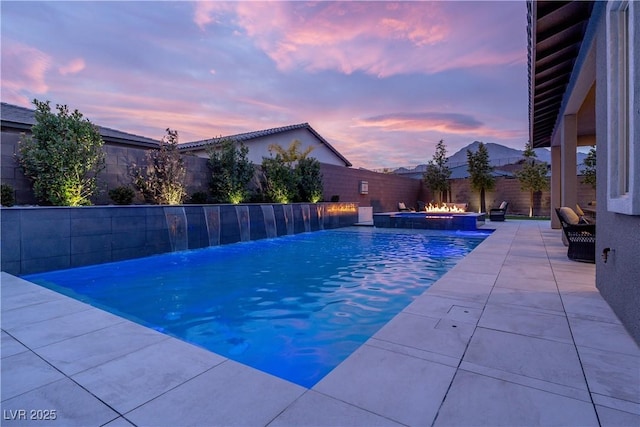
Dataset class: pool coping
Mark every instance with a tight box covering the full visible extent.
[2,221,639,426]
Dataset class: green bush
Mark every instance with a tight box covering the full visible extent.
[260,140,323,203]
[108,186,135,205]
[207,139,255,204]
[1,184,15,207]
[17,99,105,206]
[131,128,186,205]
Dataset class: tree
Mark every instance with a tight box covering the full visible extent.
[207,139,255,204]
[131,128,186,205]
[260,140,322,203]
[296,156,323,203]
[17,99,105,206]
[581,146,596,189]
[467,142,495,213]
[422,139,451,203]
[515,142,549,217]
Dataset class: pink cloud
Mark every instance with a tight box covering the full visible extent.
[59,58,85,76]
[357,112,484,134]
[1,40,51,102]
[201,1,523,77]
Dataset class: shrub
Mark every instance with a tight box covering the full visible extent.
[1,184,15,207]
[17,99,105,206]
[131,128,186,205]
[260,140,323,203]
[295,157,323,203]
[108,186,135,205]
[207,139,255,204]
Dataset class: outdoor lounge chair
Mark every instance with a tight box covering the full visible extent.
[555,207,596,263]
[398,202,413,212]
[489,201,508,221]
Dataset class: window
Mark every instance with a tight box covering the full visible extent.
[607,1,639,214]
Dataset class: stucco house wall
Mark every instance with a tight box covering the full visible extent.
[184,127,348,167]
[593,9,640,344]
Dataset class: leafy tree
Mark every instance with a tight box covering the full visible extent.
[296,156,323,203]
[515,142,549,217]
[131,128,186,205]
[466,142,495,213]
[422,139,451,203]
[260,140,322,203]
[17,99,105,206]
[581,146,596,189]
[207,139,255,204]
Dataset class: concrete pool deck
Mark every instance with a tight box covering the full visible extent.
[1,220,639,426]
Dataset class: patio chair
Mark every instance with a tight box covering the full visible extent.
[398,202,413,212]
[416,201,426,211]
[489,201,508,221]
[555,207,596,263]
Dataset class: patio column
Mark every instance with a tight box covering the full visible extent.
[551,145,562,228]
[561,114,578,213]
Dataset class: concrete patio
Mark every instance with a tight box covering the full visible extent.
[1,220,639,426]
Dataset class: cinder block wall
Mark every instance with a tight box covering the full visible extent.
[320,163,429,212]
[450,177,595,216]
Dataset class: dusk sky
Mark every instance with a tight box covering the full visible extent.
[2,1,528,169]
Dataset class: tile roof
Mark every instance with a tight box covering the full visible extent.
[1,102,160,148]
[180,123,352,167]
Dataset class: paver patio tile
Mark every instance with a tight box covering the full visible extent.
[126,360,305,427]
[1,298,92,330]
[35,321,170,375]
[463,328,588,390]
[1,378,119,427]
[478,304,572,343]
[314,344,455,426]
[434,370,599,426]
[102,417,136,427]
[493,275,558,291]
[71,337,226,414]
[5,308,126,349]
[1,351,65,401]
[1,330,28,358]
[562,292,622,323]
[487,286,564,312]
[404,294,484,324]
[596,405,640,427]
[373,311,474,360]
[269,390,402,427]
[578,346,640,403]
[569,316,640,355]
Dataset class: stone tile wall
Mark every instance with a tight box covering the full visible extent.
[0,203,358,275]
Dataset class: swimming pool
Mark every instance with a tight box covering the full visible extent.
[24,227,490,387]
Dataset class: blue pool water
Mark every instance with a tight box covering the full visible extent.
[24,227,490,387]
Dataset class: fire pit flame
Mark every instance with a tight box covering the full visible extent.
[424,203,466,213]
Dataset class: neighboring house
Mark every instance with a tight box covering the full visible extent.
[528,1,639,342]
[178,123,352,167]
[1,102,161,148]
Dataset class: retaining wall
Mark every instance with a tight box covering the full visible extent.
[0,203,358,276]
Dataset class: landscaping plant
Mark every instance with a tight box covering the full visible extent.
[108,186,135,205]
[423,139,452,203]
[466,142,495,213]
[515,142,549,217]
[260,140,323,203]
[207,139,255,204]
[17,99,105,206]
[131,128,186,205]
[1,184,15,207]
[581,146,596,189]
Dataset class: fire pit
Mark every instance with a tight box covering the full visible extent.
[373,204,485,231]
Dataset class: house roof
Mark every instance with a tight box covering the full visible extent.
[528,1,594,148]
[179,122,352,167]
[1,102,161,148]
